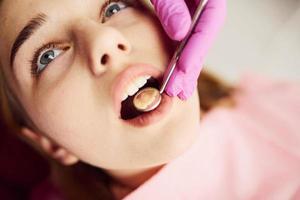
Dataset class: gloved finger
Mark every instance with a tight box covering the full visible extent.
[178,0,227,75]
[173,62,199,100]
[171,33,207,100]
[163,37,202,99]
[178,74,198,100]
[164,67,184,97]
[165,67,198,100]
[150,0,192,41]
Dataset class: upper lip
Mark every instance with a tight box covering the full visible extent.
[111,63,163,118]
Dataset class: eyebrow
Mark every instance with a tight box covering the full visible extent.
[10,13,48,68]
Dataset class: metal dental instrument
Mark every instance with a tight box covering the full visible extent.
[133,0,209,112]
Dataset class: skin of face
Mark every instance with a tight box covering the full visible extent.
[0,0,200,184]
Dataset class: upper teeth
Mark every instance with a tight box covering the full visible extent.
[121,75,151,101]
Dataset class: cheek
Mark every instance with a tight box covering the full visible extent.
[125,12,173,67]
[31,76,112,150]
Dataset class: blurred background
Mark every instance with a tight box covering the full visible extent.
[206,0,300,84]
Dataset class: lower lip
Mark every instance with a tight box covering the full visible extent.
[120,93,173,128]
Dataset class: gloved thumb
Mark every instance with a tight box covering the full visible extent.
[150,0,192,41]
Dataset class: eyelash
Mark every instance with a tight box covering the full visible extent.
[29,42,68,77]
[30,0,132,78]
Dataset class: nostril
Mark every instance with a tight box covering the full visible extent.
[101,54,109,65]
[118,44,126,51]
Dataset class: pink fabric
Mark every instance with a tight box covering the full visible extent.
[124,73,300,200]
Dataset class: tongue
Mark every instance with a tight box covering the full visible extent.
[121,77,160,120]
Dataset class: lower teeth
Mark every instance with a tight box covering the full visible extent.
[121,77,160,120]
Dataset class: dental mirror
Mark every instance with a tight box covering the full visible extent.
[133,0,208,112]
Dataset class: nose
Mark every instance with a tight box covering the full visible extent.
[72,19,132,76]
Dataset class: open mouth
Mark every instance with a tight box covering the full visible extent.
[121,77,160,120]
[112,63,174,127]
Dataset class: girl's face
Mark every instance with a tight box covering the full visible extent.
[0,0,200,170]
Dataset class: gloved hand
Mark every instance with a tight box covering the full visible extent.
[151,0,227,100]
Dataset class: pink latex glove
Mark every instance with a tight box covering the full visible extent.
[151,0,227,100]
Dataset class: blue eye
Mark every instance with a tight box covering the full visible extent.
[103,1,129,21]
[36,48,63,74]
[31,43,69,78]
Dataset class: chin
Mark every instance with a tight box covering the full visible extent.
[138,127,199,169]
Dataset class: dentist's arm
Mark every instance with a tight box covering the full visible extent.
[151,0,227,100]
